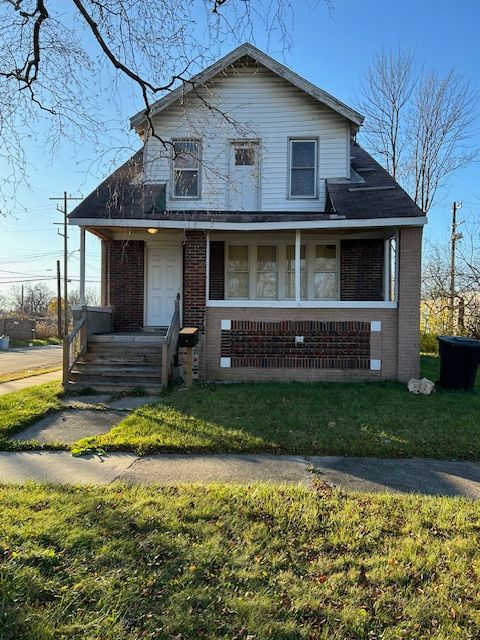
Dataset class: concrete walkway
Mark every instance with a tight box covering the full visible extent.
[1,452,480,497]
[0,370,61,395]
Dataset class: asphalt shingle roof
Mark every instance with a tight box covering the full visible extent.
[69,143,424,223]
[326,143,423,218]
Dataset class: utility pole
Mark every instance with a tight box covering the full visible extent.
[20,284,24,315]
[56,260,62,339]
[449,201,463,334]
[50,191,82,385]
[50,192,82,336]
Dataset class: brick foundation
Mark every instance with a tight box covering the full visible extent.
[105,239,144,332]
[340,239,384,301]
[206,307,393,382]
[221,320,370,369]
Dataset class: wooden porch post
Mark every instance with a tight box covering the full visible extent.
[79,226,86,306]
[295,229,301,303]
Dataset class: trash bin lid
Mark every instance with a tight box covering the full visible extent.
[438,336,480,348]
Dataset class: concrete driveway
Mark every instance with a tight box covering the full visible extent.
[0,345,63,374]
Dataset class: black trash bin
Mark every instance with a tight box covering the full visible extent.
[437,336,480,391]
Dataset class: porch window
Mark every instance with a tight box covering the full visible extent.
[285,244,306,299]
[226,245,249,298]
[256,245,278,299]
[289,139,317,198]
[223,239,340,301]
[312,244,338,299]
[172,140,200,198]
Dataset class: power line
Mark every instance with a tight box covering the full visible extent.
[0,276,100,284]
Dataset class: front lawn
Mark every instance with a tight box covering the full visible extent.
[74,356,480,459]
[1,483,480,639]
[0,382,63,440]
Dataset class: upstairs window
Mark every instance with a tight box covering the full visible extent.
[173,140,200,198]
[289,139,317,198]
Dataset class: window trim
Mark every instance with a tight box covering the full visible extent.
[309,242,340,301]
[223,238,339,301]
[225,242,250,299]
[288,138,318,199]
[171,138,201,200]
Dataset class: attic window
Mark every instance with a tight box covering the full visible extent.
[172,140,200,198]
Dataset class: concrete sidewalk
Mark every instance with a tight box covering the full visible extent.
[1,452,480,497]
[0,370,61,396]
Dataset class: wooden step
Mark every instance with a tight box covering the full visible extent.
[65,381,162,395]
[87,344,163,354]
[71,365,162,377]
[89,334,166,344]
[69,372,162,385]
[77,353,162,367]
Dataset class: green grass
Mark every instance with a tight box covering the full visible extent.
[1,482,480,639]
[74,356,480,459]
[0,365,62,384]
[0,382,63,440]
[9,337,62,348]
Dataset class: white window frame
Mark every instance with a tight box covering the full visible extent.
[288,138,318,199]
[255,243,279,300]
[223,238,340,302]
[308,242,340,301]
[225,243,250,299]
[171,139,201,200]
[285,242,307,300]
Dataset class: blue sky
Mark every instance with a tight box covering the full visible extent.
[1,0,479,299]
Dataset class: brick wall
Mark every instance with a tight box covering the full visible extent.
[397,227,422,381]
[221,320,370,369]
[206,307,397,382]
[107,239,144,332]
[340,239,384,301]
[183,230,207,330]
[209,241,225,300]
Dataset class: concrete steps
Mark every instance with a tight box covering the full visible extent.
[67,333,166,393]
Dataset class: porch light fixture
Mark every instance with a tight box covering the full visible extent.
[147,228,159,234]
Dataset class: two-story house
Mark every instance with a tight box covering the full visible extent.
[68,43,426,392]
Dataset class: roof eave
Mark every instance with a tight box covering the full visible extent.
[69,215,427,231]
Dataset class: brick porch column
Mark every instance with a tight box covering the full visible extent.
[397,226,423,381]
[183,230,207,331]
[107,239,145,332]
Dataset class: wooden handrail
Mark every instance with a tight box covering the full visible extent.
[63,307,88,388]
[67,317,85,345]
[162,294,181,389]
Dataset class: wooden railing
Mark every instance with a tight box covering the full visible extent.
[63,307,87,387]
[161,294,181,389]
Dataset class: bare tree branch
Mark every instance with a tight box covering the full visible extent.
[358,47,479,213]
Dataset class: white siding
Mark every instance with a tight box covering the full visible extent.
[143,65,350,211]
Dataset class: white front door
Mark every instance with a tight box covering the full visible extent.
[229,143,260,210]
[146,245,182,327]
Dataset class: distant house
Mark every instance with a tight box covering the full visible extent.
[68,43,425,391]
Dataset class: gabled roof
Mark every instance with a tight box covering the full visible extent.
[326,143,424,218]
[130,43,364,130]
